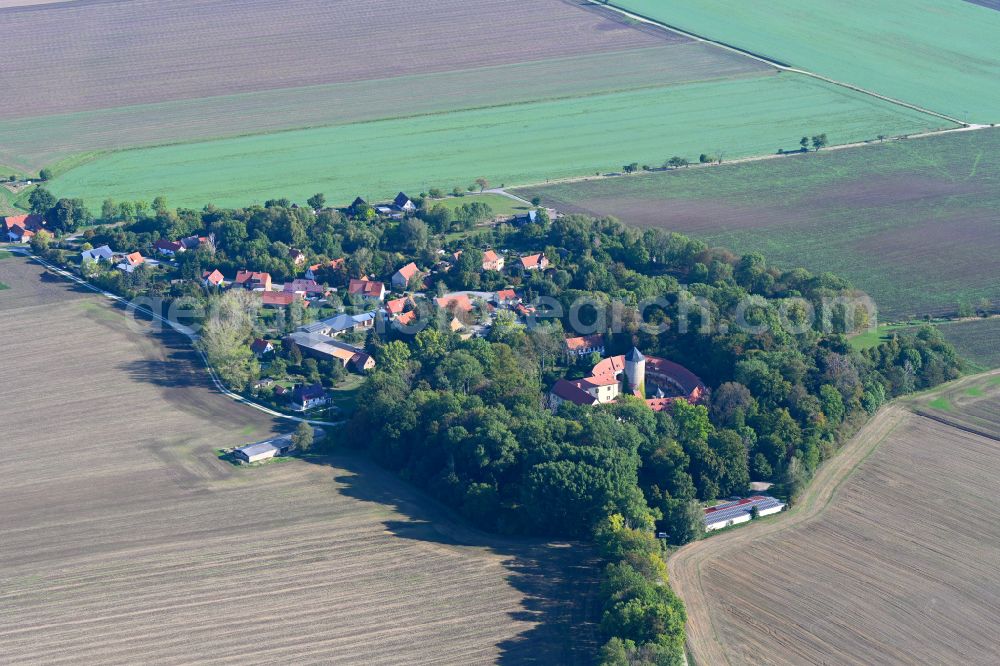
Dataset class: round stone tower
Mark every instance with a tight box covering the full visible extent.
[624,346,646,397]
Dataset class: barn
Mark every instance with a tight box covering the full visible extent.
[703,495,785,532]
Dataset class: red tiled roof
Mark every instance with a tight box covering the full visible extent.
[645,397,675,412]
[386,297,409,315]
[565,334,604,352]
[520,253,546,269]
[202,269,225,286]
[395,310,417,326]
[435,294,474,313]
[4,214,44,231]
[395,262,420,281]
[495,288,517,301]
[580,374,618,388]
[551,379,598,406]
[348,278,384,298]
[235,270,270,285]
[155,239,183,253]
[261,291,300,307]
[125,252,144,266]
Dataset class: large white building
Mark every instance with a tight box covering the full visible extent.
[703,495,786,532]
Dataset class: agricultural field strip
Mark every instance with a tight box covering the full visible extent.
[605,0,1000,123]
[0,258,591,663]
[0,0,677,118]
[514,127,1000,319]
[670,369,1000,665]
[0,42,771,172]
[47,73,946,211]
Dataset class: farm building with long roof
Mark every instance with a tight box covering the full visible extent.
[703,495,785,532]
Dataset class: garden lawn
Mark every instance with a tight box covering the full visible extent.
[609,0,1000,122]
[428,193,533,218]
[49,72,945,210]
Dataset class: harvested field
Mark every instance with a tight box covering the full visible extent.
[0,257,598,663]
[671,371,1000,665]
[609,0,1000,122]
[48,73,945,211]
[0,43,769,172]
[0,0,677,119]
[518,128,1000,319]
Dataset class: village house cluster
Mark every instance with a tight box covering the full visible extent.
[43,191,559,414]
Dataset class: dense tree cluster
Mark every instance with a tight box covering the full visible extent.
[30,190,962,665]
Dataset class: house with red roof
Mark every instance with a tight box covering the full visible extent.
[261,291,306,308]
[250,338,275,357]
[435,293,475,314]
[348,278,386,302]
[549,373,621,410]
[482,249,504,272]
[234,270,272,291]
[202,269,225,288]
[391,262,422,290]
[564,334,605,359]
[494,289,521,308]
[394,310,418,328]
[384,296,412,319]
[283,279,326,297]
[154,239,185,256]
[118,252,146,273]
[520,253,549,271]
[3,214,44,243]
[305,257,345,281]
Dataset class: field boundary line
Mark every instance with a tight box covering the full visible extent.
[504,122,988,195]
[3,246,342,427]
[594,1,971,127]
[911,409,1000,443]
[667,404,907,665]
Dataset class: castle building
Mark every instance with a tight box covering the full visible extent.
[549,346,706,412]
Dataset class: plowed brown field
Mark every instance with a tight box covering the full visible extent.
[0,257,597,664]
[0,0,678,119]
[671,370,1000,665]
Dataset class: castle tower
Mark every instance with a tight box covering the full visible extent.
[624,347,646,397]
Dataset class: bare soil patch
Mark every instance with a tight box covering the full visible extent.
[0,258,598,663]
[0,0,681,119]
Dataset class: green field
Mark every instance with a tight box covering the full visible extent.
[428,193,532,217]
[518,128,1000,319]
[48,73,945,210]
[610,0,1000,123]
[0,43,766,173]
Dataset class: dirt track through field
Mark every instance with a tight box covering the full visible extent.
[671,370,1000,665]
[0,258,598,664]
